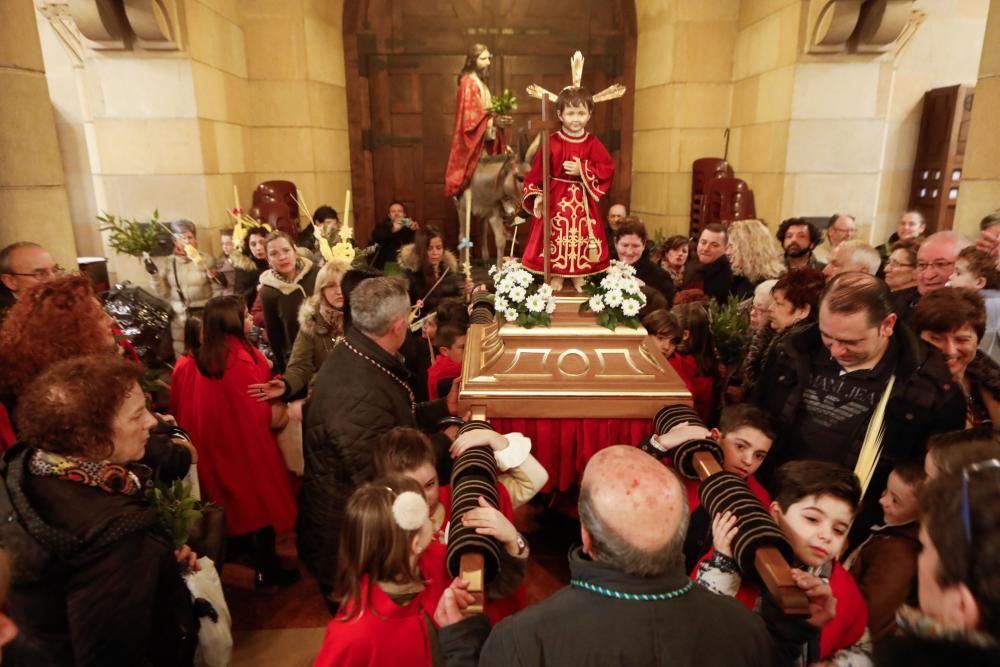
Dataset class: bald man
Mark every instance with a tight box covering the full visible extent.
[439,446,776,666]
[0,242,62,322]
[892,230,973,323]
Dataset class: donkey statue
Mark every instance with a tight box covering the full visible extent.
[455,130,540,267]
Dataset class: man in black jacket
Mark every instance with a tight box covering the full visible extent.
[299,276,465,605]
[751,272,965,546]
[435,445,833,667]
[681,223,733,303]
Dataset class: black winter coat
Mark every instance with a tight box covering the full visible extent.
[683,256,734,304]
[258,262,319,374]
[298,328,450,591]
[875,632,1000,666]
[2,446,197,667]
[750,321,965,545]
[440,547,776,667]
[632,256,675,306]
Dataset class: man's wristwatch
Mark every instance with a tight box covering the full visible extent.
[514,533,527,556]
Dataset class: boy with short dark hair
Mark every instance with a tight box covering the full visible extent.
[950,246,1000,363]
[640,403,776,575]
[844,460,924,641]
[698,460,871,666]
[427,325,466,400]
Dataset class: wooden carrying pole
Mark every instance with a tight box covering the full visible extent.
[692,452,810,615]
[540,99,552,283]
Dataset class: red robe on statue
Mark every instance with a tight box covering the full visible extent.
[170,340,297,536]
[521,131,614,277]
[443,73,506,197]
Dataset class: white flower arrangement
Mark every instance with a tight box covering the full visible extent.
[488,259,556,328]
[578,260,647,330]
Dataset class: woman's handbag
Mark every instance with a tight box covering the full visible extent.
[185,556,233,667]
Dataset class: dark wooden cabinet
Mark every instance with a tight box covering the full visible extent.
[908,84,975,232]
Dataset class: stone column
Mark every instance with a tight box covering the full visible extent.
[0,0,76,265]
[954,3,1000,235]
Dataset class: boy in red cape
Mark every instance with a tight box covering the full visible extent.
[520,86,614,292]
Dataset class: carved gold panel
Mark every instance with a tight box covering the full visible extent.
[461,294,692,419]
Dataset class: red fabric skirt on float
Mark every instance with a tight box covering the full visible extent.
[490,417,652,492]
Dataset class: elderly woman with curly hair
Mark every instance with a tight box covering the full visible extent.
[3,354,198,666]
[0,275,195,478]
[725,219,785,300]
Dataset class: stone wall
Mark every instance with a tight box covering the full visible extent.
[954,3,1000,236]
[0,0,75,267]
[32,0,350,282]
[631,0,740,237]
[629,0,989,242]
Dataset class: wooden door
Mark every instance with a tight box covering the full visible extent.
[345,0,637,249]
[366,54,458,244]
[908,85,975,232]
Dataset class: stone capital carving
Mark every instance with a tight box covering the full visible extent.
[807,0,917,55]
[35,0,180,55]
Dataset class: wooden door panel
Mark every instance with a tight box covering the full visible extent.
[347,0,636,248]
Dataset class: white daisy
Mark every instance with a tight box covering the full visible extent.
[494,296,509,313]
[604,288,624,308]
[622,298,641,317]
[589,295,605,312]
[525,294,546,313]
[503,308,519,322]
[508,285,527,303]
[545,298,557,314]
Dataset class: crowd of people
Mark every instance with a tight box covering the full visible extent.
[0,202,999,667]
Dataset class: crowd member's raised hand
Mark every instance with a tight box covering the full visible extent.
[976,228,1000,268]
[248,378,285,402]
[461,496,524,557]
[711,511,738,559]
[450,429,509,458]
[433,577,477,628]
[791,569,837,630]
[653,421,711,451]
[174,545,201,574]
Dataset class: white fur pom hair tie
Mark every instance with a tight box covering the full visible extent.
[392,491,429,531]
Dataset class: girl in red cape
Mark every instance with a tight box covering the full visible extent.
[171,295,298,590]
[315,476,464,667]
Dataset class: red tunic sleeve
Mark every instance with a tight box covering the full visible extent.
[580,136,614,203]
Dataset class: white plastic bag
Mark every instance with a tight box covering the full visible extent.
[185,556,233,667]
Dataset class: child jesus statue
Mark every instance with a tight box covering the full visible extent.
[519,86,614,292]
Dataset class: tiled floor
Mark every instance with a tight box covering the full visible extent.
[226,497,577,665]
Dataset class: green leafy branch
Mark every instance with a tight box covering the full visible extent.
[147,477,202,550]
[98,210,162,258]
[709,295,750,367]
[490,89,518,115]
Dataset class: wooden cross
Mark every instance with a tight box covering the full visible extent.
[529,99,561,285]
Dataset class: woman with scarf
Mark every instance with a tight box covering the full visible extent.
[231,224,271,310]
[259,230,319,374]
[3,354,198,666]
[398,225,466,317]
[248,260,348,403]
[0,276,195,480]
